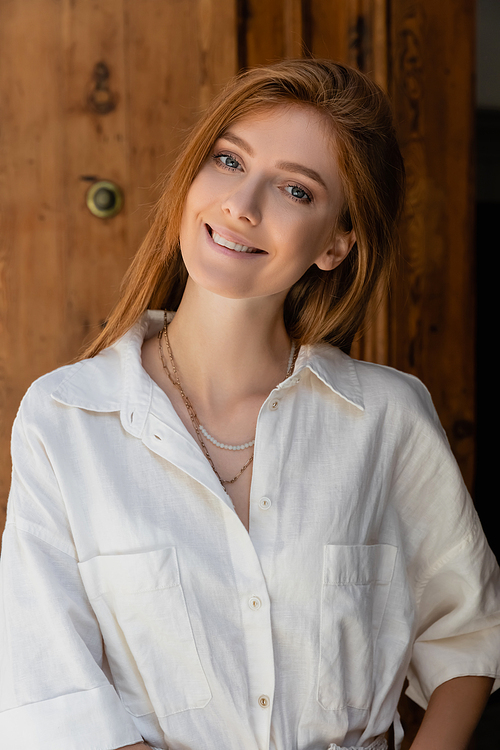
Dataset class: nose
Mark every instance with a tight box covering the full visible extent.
[221,178,262,225]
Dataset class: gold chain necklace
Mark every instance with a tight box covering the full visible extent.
[158,312,300,488]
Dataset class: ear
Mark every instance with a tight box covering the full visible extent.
[314,230,357,272]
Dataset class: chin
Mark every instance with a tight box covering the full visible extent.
[182,262,259,300]
[196,280,262,300]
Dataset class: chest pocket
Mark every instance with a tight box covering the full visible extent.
[78,547,212,718]
[318,543,397,711]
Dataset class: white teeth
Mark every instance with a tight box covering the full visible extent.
[212,230,256,253]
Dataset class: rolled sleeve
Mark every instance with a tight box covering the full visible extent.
[0,684,140,750]
[406,524,500,709]
[0,405,143,749]
[389,381,500,710]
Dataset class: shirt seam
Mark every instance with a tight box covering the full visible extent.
[414,664,500,693]
[0,683,117,715]
[4,521,77,560]
[413,531,475,605]
[14,407,78,560]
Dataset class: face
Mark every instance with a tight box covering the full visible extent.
[179,104,355,302]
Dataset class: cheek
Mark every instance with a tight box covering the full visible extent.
[179,179,210,244]
[187,165,221,204]
[280,216,330,264]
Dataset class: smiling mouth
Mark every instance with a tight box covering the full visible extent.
[206,225,266,254]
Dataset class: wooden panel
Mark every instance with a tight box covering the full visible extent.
[390,0,476,488]
[239,0,286,65]
[389,2,476,746]
[0,0,67,506]
[61,0,130,350]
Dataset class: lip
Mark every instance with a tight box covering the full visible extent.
[205,223,267,254]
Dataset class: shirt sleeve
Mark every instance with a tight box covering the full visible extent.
[396,381,500,709]
[406,522,500,708]
[0,397,144,750]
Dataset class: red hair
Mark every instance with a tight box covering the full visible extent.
[81,58,404,359]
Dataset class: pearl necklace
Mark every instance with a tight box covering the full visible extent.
[158,312,299,486]
[198,426,254,451]
[198,341,296,451]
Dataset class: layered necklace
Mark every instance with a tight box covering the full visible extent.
[158,311,299,489]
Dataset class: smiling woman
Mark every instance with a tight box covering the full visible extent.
[1,59,499,750]
[179,105,353,301]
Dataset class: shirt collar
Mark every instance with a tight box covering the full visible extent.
[51,310,364,431]
[292,342,364,411]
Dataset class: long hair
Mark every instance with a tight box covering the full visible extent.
[81,58,405,359]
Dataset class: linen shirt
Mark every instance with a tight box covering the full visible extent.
[1,310,500,750]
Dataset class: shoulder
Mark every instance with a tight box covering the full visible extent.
[352,358,438,422]
[15,363,83,424]
[350,357,464,496]
[22,361,86,401]
[16,344,123,427]
[311,342,440,427]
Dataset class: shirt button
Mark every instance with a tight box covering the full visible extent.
[258,496,272,510]
[258,695,270,708]
[248,596,262,610]
[269,399,280,411]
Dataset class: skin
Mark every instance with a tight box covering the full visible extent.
[138,103,495,748]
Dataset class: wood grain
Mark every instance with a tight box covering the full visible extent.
[62,0,130,352]
[390,0,476,488]
[0,0,67,507]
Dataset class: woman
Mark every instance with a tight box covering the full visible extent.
[1,59,499,750]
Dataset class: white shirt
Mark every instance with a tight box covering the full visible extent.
[1,310,499,750]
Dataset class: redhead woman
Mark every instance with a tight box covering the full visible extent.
[1,59,499,750]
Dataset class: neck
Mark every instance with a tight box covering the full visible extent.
[165,278,292,413]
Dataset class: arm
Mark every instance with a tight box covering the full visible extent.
[0,398,144,749]
[409,675,494,750]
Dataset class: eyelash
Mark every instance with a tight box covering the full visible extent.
[211,151,313,204]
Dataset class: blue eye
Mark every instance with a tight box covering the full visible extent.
[213,153,242,171]
[285,184,312,203]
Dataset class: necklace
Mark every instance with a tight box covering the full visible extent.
[198,342,296,451]
[158,311,299,488]
[198,426,255,451]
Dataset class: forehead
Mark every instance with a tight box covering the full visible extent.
[220,103,336,155]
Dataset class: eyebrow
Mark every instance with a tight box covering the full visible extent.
[219,131,328,191]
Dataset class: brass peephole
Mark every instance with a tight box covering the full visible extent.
[86,180,123,218]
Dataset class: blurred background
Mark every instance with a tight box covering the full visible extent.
[0,0,498,746]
